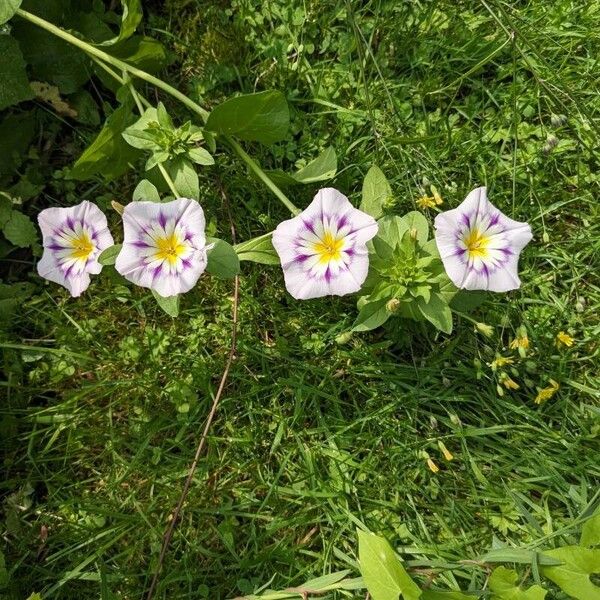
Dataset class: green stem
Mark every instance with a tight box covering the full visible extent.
[224,137,300,215]
[17,8,299,215]
[16,8,209,123]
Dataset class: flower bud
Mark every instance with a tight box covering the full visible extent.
[386,298,401,313]
[111,201,125,216]
[546,134,559,148]
[335,331,353,345]
[475,322,494,338]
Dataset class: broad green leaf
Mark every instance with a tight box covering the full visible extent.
[96,0,142,46]
[478,548,561,566]
[0,111,36,177]
[205,90,289,144]
[168,157,199,200]
[0,197,12,228]
[234,235,280,265]
[98,244,122,266]
[360,165,392,219]
[358,530,421,600]
[403,211,430,244]
[70,90,101,126]
[417,292,453,334]
[581,509,600,548]
[70,102,140,180]
[206,238,240,279]
[421,592,475,600]
[122,107,160,150]
[293,146,337,184]
[352,299,390,333]
[109,36,167,72]
[375,216,409,251]
[0,36,34,111]
[489,566,547,599]
[540,546,600,600]
[3,211,37,247]
[188,147,215,166]
[0,0,21,25]
[26,595,42,600]
[152,290,179,317]
[299,570,351,591]
[450,290,487,312]
[133,179,161,202]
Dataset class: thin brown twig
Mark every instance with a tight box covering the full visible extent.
[145,178,239,600]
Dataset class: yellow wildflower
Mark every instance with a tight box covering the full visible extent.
[509,336,529,350]
[501,375,520,390]
[416,195,437,210]
[438,441,454,461]
[556,331,574,348]
[430,185,443,205]
[475,322,494,338]
[534,379,559,405]
[489,355,514,370]
[427,458,440,473]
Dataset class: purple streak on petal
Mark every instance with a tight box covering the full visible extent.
[337,214,349,229]
[181,258,192,270]
[66,216,75,230]
[152,264,163,280]
[324,267,333,283]
[158,211,167,229]
[294,254,310,264]
[461,212,471,228]
[183,229,194,242]
[133,240,151,249]
[488,213,501,227]
[302,218,315,234]
[345,247,355,257]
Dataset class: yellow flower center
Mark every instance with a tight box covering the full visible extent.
[313,231,344,264]
[154,233,186,265]
[464,227,490,259]
[70,232,94,260]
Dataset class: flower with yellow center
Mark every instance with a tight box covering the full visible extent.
[556,331,574,348]
[434,187,532,291]
[272,188,378,300]
[37,201,114,297]
[115,198,209,298]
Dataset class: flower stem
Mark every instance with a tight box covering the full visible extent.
[16,8,299,215]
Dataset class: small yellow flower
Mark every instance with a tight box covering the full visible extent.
[509,336,529,350]
[430,185,443,205]
[416,195,437,210]
[475,322,494,338]
[501,375,520,390]
[427,458,440,473]
[556,331,574,348]
[489,355,514,370]
[534,379,559,405]
[438,441,454,461]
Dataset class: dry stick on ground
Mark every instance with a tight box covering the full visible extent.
[145,178,240,600]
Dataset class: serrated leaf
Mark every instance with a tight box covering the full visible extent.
[489,566,547,599]
[581,509,600,548]
[358,530,421,600]
[293,146,337,183]
[352,299,390,333]
[206,238,240,279]
[360,165,392,219]
[206,90,289,144]
[133,179,160,202]
[168,157,199,200]
[70,101,140,180]
[0,35,34,111]
[417,292,453,334]
[98,244,122,266]
[234,235,280,265]
[152,290,179,317]
[0,0,21,25]
[3,211,37,247]
[540,546,600,600]
[96,0,142,47]
[188,147,215,166]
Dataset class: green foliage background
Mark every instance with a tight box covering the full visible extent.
[1,0,599,598]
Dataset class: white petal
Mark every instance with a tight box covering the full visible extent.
[37,252,91,297]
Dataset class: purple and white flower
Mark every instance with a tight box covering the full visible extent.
[115,198,208,297]
[272,187,378,300]
[434,187,532,292]
[37,201,114,297]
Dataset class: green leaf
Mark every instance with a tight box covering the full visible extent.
[0,36,34,111]
[421,592,475,600]
[352,299,390,333]
[417,292,453,334]
[69,90,101,126]
[293,146,337,184]
[234,235,280,265]
[0,0,21,24]
[152,290,179,317]
[358,530,421,600]
[188,147,215,166]
[360,165,392,219]
[205,90,289,144]
[374,216,409,251]
[581,509,600,548]
[206,238,240,279]
[299,570,351,592]
[133,179,161,202]
[450,290,488,312]
[0,111,36,177]
[108,36,167,72]
[96,0,142,46]
[122,107,160,150]
[403,211,430,244]
[70,102,140,180]
[2,210,37,247]
[478,548,561,566]
[26,594,43,600]
[540,546,600,600]
[98,244,122,266]
[0,197,12,228]
[489,566,547,599]
[168,157,199,200]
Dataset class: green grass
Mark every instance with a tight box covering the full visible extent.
[2,0,600,598]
